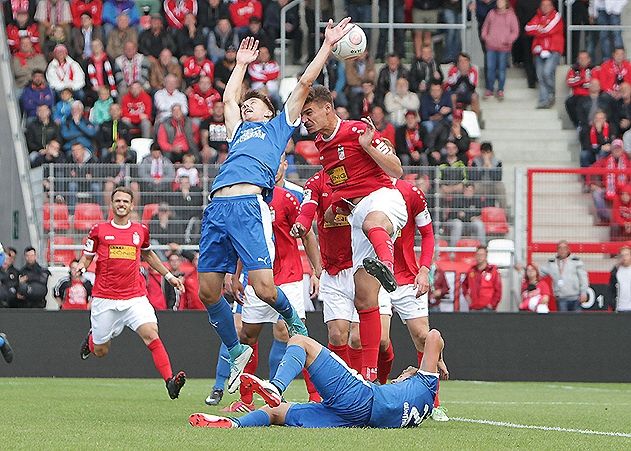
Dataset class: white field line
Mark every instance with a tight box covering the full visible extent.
[452,417,631,438]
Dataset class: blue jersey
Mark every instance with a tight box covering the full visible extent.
[282,180,304,203]
[368,371,438,428]
[211,109,300,203]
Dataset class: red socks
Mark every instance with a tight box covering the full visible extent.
[348,346,363,373]
[240,342,259,404]
[377,342,395,385]
[88,334,95,353]
[359,307,381,381]
[366,227,395,272]
[147,339,173,382]
[303,369,321,402]
[328,343,351,368]
[417,351,441,407]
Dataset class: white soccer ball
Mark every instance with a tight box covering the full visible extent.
[331,24,367,61]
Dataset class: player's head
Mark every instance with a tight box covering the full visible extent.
[240,90,276,122]
[275,150,289,183]
[111,187,134,220]
[301,86,335,134]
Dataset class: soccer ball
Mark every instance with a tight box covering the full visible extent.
[332,24,367,61]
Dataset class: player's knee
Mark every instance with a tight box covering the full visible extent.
[425,329,443,347]
[362,212,392,235]
[287,334,308,348]
[252,282,276,304]
[94,346,109,358]
[327,326,348,346]
[198,286,220,305]
[238,327,259,346]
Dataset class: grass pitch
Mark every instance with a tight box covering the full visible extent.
[1,378,630,450]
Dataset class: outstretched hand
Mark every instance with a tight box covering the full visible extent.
[236,37,260,65]
[358,116,376,151]
[324,17,354,46]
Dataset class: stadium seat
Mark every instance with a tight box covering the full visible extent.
[43,202,71,231]
[47,236,77,266]
[454,239,480,261]
[74,203,104,231]
[142,203,160,225]
[481,207,510,235]
[461,110,481,138]
[467,142,481,164]
[295,140,320,165]
[487,239,515,267]
[131,138,153,164]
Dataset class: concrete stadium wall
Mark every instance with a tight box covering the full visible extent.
[0,311,630,382]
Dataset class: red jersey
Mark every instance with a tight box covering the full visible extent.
[229,0,262,28]
[70,0,103,27]
[83,221,151,300]
[461,263,502,310]
[54,276,92,310]
[297,170,352,276]
[6,23,40,54]
[270,186,304,285]
[121,91,152,124]
[519,280,551,312]
[163,0,198,29]
[393,179,433,285]
[595,59,631,94]
[183,56,215,82]
[316,119,394,206]
[179,269,205,310]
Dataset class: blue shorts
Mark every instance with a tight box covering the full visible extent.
[198,195,275,274]
[285,349,374,428]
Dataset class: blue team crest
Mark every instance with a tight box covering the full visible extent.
[337,145,345,160]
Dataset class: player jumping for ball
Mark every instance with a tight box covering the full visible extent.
[197,19,354,393]
[292,86,406,381]
[77,187,187,400]
[189,329,447,429]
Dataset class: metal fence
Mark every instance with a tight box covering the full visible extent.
[38,163,512,267]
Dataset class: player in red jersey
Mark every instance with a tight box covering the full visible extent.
[376,178,450,420]
[292,169,361,369]
[76,187,187,400]
[299,86,407,381]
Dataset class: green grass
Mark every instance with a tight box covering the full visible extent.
[1,378,630,450]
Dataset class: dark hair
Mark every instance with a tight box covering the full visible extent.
[70,142,84,149]
[241,89,276,117]
[614,47,625,53]
[476,245,487,252]
[387,53,399,59]
[24,246,36,254]
[6,246,17,256]
[305,85,334,107]
[429,80,443,88]
[480,141,493,152]
[32,69,45,76]
[111,186,134,202]
[458,52,471,62]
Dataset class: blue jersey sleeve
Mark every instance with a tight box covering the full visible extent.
[266,109,301,156]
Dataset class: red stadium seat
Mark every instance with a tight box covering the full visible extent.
[43,202,70,231]
[481,207,509,235]
[436,239,451,261]
[454,239,480,261]
[466,142,481,165]
[47,236,77,266]
[74,203,104,231]
[295,140,320,165]
[142,203,160,225]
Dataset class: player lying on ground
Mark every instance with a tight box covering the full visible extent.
[189,329,447,429]
[197,19,354,394]
[77,187,187,400]
[0,332,14,363]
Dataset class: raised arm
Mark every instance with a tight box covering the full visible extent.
[358,117,403,178]
[223,37,260,139]
[285,18,354,123]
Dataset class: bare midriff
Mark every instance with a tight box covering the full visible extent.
[213,183,263,197]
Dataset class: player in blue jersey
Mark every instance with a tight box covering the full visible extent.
[197,19,354,394]
[189,329,447,429]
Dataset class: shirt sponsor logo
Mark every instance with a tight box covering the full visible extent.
[109,245,136,260]
[327,166,348,185]
[324,214,350,228]
[233,126,267,145]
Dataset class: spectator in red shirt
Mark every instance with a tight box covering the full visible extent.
[228,0,262,31]
[163,0,198,30]
[611,186,631,240]
[70,0,102,27]
[580,109,614,167]
[595,47,631,99]
[446,52,480,117]
[157,104,199,163]
[565,50,595,128]
[53,259,93,310]
[6,9,40,54]
[370,105,396,145]
[178,252,205,310]
[182,44,215,87]
[395,110,427,166]
[247,46,280,106]
[188,75,221,122]
[461,245,503,311]
[519,263,550,313]
[120,80,152,138]
[429,263,449,312]
[587,139,630,222]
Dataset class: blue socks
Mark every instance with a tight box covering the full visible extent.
[206,297,239,351]
[271,345,306,392]
[234,409,271,427]
[268,339,287,379]
[0,335,4,347]
[272,287,295,321]
[214,343,230,390]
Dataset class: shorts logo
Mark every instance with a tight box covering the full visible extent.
[109,245,136,260]
[401,402,429,427]
[132,232,140,245]
[327,166,348,185]
[337,145,345,160]
[257,256,270,266]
